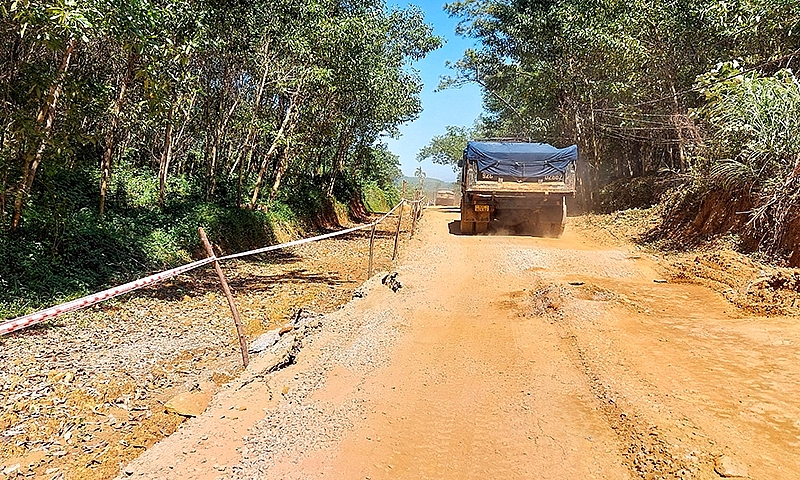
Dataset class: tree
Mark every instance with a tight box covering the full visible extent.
[5,0,91,229]
[0,0,442,229]
[414,166,426,189]
[443,0,800,205]
[416,125,472,171]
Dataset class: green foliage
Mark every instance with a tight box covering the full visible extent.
[1,0,440,224]
[445,0,800,181]
[112,167,162,208]
[0,196,278,318]
[362,181,399,212]
[357,143,402,190]
[416,125,473,171]
[697,64,800,191]
[693,64,800,253]
[598,176,682,214]
[0,0,439,315]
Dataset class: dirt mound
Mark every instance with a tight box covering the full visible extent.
[646,180,800,267]
[666,250,800,316]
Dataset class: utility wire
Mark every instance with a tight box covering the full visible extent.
[593,47,800,112]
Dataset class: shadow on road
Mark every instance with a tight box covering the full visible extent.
[447,219,556,238]
[437,206,461,214]
[448,220,467,236]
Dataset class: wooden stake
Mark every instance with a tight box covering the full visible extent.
[411,191,422,237]
[368,223,376,277]
[392,201,404,261]
[198,227,249,368]
[411,201,419,237]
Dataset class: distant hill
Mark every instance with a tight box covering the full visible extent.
[396,176,459,200]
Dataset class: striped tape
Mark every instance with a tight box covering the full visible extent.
[0,257,216,336]
[1,200,407,336]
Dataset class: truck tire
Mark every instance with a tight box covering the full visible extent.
[547,222,565,238]
[545,200,567,238]
[524,217,540,236]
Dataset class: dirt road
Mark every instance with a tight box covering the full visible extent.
[120,208,800,479]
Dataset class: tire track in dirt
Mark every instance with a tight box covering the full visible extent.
[117,208,800,479]
[514,278,712,479]
[237,211,632,479]
[520,228,800,479]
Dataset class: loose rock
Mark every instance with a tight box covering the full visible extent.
[249,330,282,354]
[164,390,213,417]
[381,272,402,292]
[714,455,748,478]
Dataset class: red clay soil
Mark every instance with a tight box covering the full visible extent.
[117,208,800,480]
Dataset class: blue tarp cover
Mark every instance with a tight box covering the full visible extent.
[465,141,577,178]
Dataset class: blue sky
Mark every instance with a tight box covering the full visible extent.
[385,1,484,182]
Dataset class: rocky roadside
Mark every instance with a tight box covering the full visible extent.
[115,270,408,479]
[0,214,413,480]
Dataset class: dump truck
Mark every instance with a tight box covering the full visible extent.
[459,141,577,236]
[435,190,456,206]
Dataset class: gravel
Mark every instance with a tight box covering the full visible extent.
[230,280,406,478]
[0,214,415,480]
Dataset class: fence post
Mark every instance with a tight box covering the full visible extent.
[198,228,249,368]
[410,201,417,237]
[368,222,376,278]
[392,201,404,261]
[411,191,422,237]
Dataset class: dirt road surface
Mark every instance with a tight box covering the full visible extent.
[119,208,800,480]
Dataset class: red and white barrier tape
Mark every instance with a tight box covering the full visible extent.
[0,257,216,336]
[1,200,407,337]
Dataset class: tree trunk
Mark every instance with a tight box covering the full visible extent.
[157,92,196,207]
[171,92,196,156]
[587,91,601,174]
[158,108,175,208]
[0,144,9,224]
[572,106,597,210]
[268,112,300,203]
[208,95,239,199]
[230,113,263,195]
[326,125,353,198]
[670,82,687,172]
[236,150,244,207]
[349,141,367,178]
[234,57,271,186]
[207,133,219,200]
[249,98,297,209]
[268,146,289,204]
[99,51,137,217]
[11,38,77,230]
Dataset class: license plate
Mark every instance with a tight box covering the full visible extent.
[475,205,490,212]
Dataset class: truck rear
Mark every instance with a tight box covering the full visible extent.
[459,141,577,236]
[435,190,456,206]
